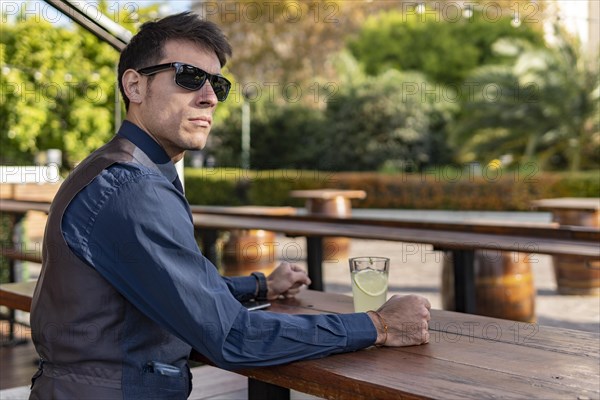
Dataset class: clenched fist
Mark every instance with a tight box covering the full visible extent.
[266,262,311,300]
[368,294,431,347]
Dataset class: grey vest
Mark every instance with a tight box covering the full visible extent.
[30,136,192,399]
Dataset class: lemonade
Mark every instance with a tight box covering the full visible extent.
[351,269,388,312]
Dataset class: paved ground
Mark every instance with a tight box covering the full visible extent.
[273,235,600,333]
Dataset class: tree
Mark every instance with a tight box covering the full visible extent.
[208,51,456,171]
[1,17,111,166]
[0,2,161,168]
[196,0,404,105]
[321,68,455,171]
[348,3,545,85]
[452,25,600,171]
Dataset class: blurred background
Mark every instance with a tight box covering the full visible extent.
[1,1,598,195]
[1,2,599,394]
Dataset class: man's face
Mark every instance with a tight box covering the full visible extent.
[133,40,221,161]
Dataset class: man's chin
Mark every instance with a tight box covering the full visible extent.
[186,136,208,151]
[187,142,206,151]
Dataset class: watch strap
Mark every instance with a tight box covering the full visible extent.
[251,272,268,300]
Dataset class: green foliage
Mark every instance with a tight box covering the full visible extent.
[246,171,331,206]
[1,16,116,167]
[183,168,329,206]
[183,168,599,211]
[203,0,401,92]
[249,105,327,169]
[210,65,456,171]
[208,3,550,172]
[184,176,242,206]
[208,100,328,169]
[546,171,600,198]
[452,26,600,171]
[0,215,12,283]
[348,5,545,84]
[0,3,161,168]
[321,69,456,171]
[2,0,594,180]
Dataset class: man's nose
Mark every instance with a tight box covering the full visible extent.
[195,81,218,107]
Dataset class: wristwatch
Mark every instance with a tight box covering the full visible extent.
[251,272,268,300]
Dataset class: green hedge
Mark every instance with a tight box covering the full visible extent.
[184,168,599,211]
[0,215,14,283]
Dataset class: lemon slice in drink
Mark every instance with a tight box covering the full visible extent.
[353,269,388,296]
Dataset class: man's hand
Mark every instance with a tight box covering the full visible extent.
[368,294,431,347]
[266,262,311,300]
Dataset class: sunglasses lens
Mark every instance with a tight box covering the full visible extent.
[211,77,231,101]
[176,65,207,90]
[175,64,231,101]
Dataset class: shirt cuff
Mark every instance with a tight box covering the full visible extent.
[338,312,378,351]
[229,276,258,302]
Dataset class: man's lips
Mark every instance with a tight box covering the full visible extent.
[189,116,212,127]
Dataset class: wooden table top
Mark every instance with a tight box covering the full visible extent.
[226,290,599,400]
[531,197,600,211]
[289,189,367,200]
[189,205,297,216]
[0,199,51,214]
[3,279,598,399]
[0,280,36,312]
[193,213,600,258]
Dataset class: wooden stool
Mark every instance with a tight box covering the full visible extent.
[531,198,600,295]
[220,206,297,276]
[290,189,367,261]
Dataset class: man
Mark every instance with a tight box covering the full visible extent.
[30,12,430,399]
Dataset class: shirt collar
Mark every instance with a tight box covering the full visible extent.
[117,120,179,184]
[117,120,171,164]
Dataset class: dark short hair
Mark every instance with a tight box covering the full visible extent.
[118,12,232,110]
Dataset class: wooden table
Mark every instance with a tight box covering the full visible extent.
[192,290,600,400]
[3,273,598,399]
[531,198,600,295]
[0,200,48,342]
[190,206,296,271]
[289,189,367,218]
[0,281,35,313]
[192,209,600,313]
[531,197,600,227]
[290,189,367,262]
[3,199,600,314]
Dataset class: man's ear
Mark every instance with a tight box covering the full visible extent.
[122,69,145,105]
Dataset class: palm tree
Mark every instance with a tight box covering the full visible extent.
[452,24,599,171]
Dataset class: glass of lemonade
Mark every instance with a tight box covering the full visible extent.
[349,257,389,312]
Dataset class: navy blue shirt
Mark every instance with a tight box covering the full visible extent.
[61,121,376,369]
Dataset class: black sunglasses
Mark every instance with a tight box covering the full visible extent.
[137,62,231,102]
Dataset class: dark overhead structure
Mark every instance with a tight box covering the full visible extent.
[43,0,130,51]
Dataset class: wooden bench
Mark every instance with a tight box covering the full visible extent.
[0,200,47,340]
[190,207,600,313]
[0,248,42,265]
[0,199,48,265]
[0,281,35,313]
[0,281,35,344]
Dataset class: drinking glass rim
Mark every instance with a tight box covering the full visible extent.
[349,256,390,262]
